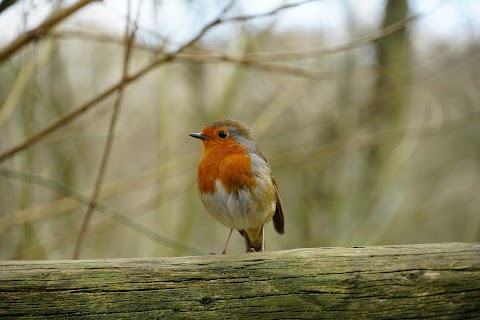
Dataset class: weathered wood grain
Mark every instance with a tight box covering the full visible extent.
[1,242,479,319]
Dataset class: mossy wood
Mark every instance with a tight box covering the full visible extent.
[1,242,479,319]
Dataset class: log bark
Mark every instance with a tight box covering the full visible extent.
[1,242,479,319]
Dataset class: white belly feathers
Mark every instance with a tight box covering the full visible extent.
[199,178,276,230]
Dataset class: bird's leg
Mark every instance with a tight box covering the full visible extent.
[221,229,234,254]
[260,224,265,252]
[242,230,256,253]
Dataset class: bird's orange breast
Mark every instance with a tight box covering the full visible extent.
[197,139,255,195]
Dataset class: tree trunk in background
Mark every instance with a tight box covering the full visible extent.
[361,0,411,191]
[346,0,412,242]
[366,0,411,157]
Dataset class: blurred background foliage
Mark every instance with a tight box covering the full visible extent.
[0,0,479,260]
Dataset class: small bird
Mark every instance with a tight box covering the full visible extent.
[190,119,285,253]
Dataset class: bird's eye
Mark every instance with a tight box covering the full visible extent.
[218,130,228,139]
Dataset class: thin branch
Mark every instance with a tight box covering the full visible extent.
[220,0,317,23]
[51,31,329,78]
[0,163,193,236]
[0,154,197,256]
[0,0,319,162]
[177,51,330,79]
[0,166,160,235]
[51,9,421,64]
[72,1,135,260]
[167,0,234,54]
[15,174,193,259]
[273,112,480,167]
[0,167,205,255]
[0,54,167,163]
[243,13,421,61]
[0,0,98,63]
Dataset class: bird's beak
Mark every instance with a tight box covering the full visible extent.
[189,133,208,140]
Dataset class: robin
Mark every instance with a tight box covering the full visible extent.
[190,119,285,253]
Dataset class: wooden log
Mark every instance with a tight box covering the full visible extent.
[1,242,479,319]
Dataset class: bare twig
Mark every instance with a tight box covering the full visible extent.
[243,13,421,61]
[273,112,480,167]
[53,8,421,63]
[0,0,321,162]
[50,9,419,78]
[51,31,328,78]
[172,12,419,79]
[72,1,136,260]
[15,172,193,259]
[220,0,317,23]
[0,155,195,235]
[0,0,98,63]
[167,0,234,54]
[174,51,329,79]
[0,167,205,256]
[0,145,196,234]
